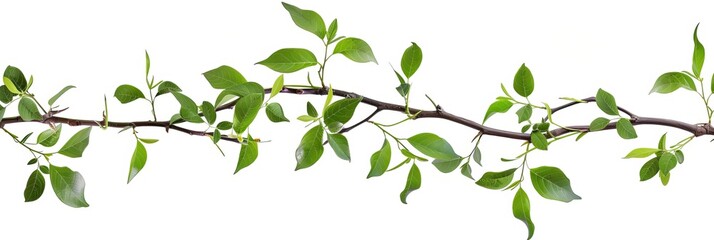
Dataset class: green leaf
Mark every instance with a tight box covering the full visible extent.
[113,84,145,104]
[212,129,221,143]
[323,98,361,133]
[139,138,158,144]
[476,168,517,190]
[711,73,714,93]
[392,66,406,84]
[327,133,350,161]
[460,163,474,180]
[650,72,696,94]
[693,23,705,78]
[40,165,49,174]
[156,81,182,96]
[530,132,548,150]
[595,88,619,116]
[24,170,45,202]
[233,93,264,134]
[18,97,42,121]
[201,101,217,125]
[202,65,247,89]
[235,138,259,174]
[589,117,610,131]
[297,115,317,122]
[659,171,670,186]
[401,42,422,78]
[326,19,338,42]
[387,158,410,172]
[624,148,661,159]
[323,86,333,114]
[214,82,265,107]
[400,164,421,204]
[333,37,378,64]
[400,148,426,161]
[20,132,33,143]
[616,118,637,139]
[266,102,290,123]
[658,152,677,176]
[675,150,684,164]
[257,48,318,73]
[513,188,535,240]
[307,101,318,117]
[483,99,513,123]
[530,166,581,202]
[127,140,147,183]
[49,165,89,208]
[4,66,28,92]
[294,125,325,170]
[367,139,391,178]
[27,158,38,165]
[407,133,461,161]
[270,74,285,99]
[513,64,534,97]
[216,121,233,130]
[37,124,62,147]
[145,50,151,78]
[396,83,410,97]
[640,157,659,181]
[282,2,326,39]
[515,105,532,123]
[521,124,531,133]
[472,146,482,166]
[171,92,203,123]
[48,85,76,106]
[58,127,92,158]
[0,86,13,103]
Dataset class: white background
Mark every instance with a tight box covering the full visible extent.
[1,0,713,239]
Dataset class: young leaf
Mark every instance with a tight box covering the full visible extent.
[156,81,182,96]
[460,163,474,180]
[513,64,534,97]
[297,115,317,122]
[256,48,318,73]
[400,164,421,204]
[530,132,548,150]
[307,101,318,117]
[327,133,350,161]
[396,83,410,97]
[323,86,333,114]
[616,118,637,139]
[233,93,264,134]
[513,188,535,240]
[145,50,151,78]
[127,140,147,184]
[171,92,203,123]
[40,165,49,174]
[37,124,62,147]
[333,37,378,64]
[515,105,533,123]
[589,117,610,131]
[401,42,422,79]
[326,19,338,42]
[139,138,158,144]
[530,166,581,202]
[595,88,619,116]
[266,102,290,123]
[24,169,45,202]
[113,85,145,104]
[200,101,217,125]
[640,157,659,181]
[475,168,517,190]
[367,139,391,178]
[658,152,677,176]
[407,133,461,161]
[675,150,684,164]
[623,148,661,159]
[235,138,259,174]
[270,74,285,99]
[323,97,361,133]
[58,127,92,158]
[3,77,21,94]
[472,146,482,166]
[27,158,38,165]
[202,65,247,89]
[295,125,325,170]
[18,97,42,121]
[49,165,89,208]
[692,23,705,78]
[216,121,233,131]
[4,66,28,92]
[483,99,513,123]
[659,171,670,186]
[658,133,667,150]
[281,2,327,39]
[48,85,76,106]
[650,72,696,94]
[214,82,265,107]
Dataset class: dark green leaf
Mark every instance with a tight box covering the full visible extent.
[202,65,247,89]
[49,165,89,208]
[216,121,233,130]
[37,124,62,147]
[113,85,145,104]
[530,166,581,202]
[472,146,482,166]
[156,81,182,96]
[483,99,513,123]
[323,98,361,133]
[4,65,27,92]
[270,74,284,99]
[257,48,318,73]
[640,157,659,181]
[650,72,696,94]
[589,117,610,131]
[212,129,221,143]
[367,139,391,178]
[127,141,147,183]
[530,132,548,150]
[658,152,676,176]
[27,158,38,165]
[40,165,49,174]
[476,168,517,190]
[675,150,684,164]
[333,37,378,64]
[48,85,76,106]
[401,42,422,78]
[282,2,326,39]
[396,83,410,97]
[659,171,670,186]
[18,97,42,121]
[235,138,259,174]
[295,125,325,170]
[266,102,290,123]
[595,88,619,116]
[307,101,318,117]
[201,101,217,125]
[407,133,461,161]
[392,66,406,84]
[58,127,92,158]
[460,163,474,180]
[616,118,637,139]
[520,124,531,133]
[20,132,33,143]
[326,19,338,42]
[513,64,534,97]
[515,105,532,123]
[624,148,660,159]
[24,170,45,202]
[513,188,535,240]
[400,164,421,204]
[0,86,13,103]
[693,23,705,78]
[233,93,264,134]
[327,133,350,161]
[172,92,203,123]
